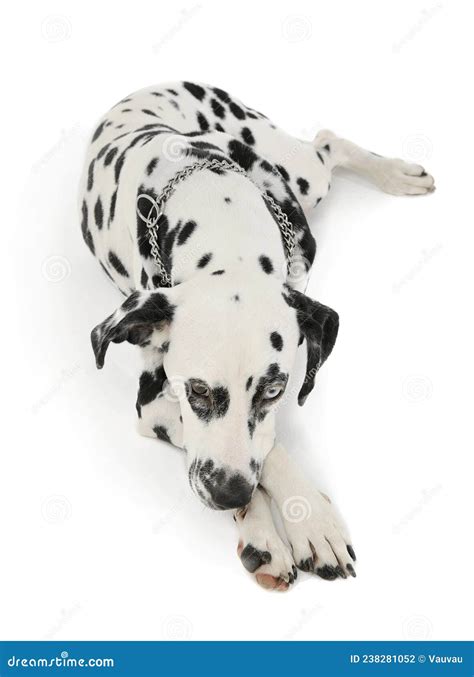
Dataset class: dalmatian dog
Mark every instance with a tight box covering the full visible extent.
[81,82,435,591]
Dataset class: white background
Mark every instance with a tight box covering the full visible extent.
[1,0,472,642]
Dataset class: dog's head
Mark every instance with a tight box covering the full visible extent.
[91,268,338,510]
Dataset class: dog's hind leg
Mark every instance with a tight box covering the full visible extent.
[235,487,296,591]
[313,129,435,196]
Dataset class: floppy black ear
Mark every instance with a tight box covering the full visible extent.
[283,287,339,405]
[91,290,175,368]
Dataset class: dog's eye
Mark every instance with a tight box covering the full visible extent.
[191,382,210,397]
[263,384,284,400]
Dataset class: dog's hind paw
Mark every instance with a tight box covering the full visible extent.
[369,156,435,196]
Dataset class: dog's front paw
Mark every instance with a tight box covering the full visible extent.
[279,491,356,580]
[371,156,435,196]
[235,489,296,591]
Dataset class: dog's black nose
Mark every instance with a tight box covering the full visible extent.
[208,474,254,510]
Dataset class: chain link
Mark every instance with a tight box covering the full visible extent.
[136,158,296,287]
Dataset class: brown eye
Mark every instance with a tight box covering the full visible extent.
[191,382,210,397]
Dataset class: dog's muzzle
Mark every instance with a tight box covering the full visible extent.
[188,458,255,510]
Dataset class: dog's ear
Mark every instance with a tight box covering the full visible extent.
[91,290,176,368]
[283,287,339,406]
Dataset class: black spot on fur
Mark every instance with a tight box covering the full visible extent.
[167,88,179,96]
[122,294,140,311]
[246,376,253,391]
[177,220,196,246]
[81,201,95,254]
[232,294,240,302]
[248,363,288,437]
[92,120,106,142]
[108,190,117,226]
[140,268,148,289]
[212,87,230,103]
[142,109,159,117]
[146,158,158,175]
[258,255,273,274]
[224,197,232,204]
[229,102,246,120]
[153,425,171,444]
[94,197,104,229]
[183,82,206,101]
[210,98,226,119]
[197,112,209,131]
[297,177,310,195]
[96,143,110,160]
[187,382,230,423]
[211,269,225,275]
[108,251,129,277]
[317,151,325,164]
[87,160,95,191]
[228,139,258,172]
[215,122,225,132]
[104,147,118,166]
[240,544,271,573]
[136,366,167,417]
[114,153,126,183]
[316,565,340,581]
[270,331,283,351]
[197,252,212,268]
[276,164,290,182]
[241,127,255,145]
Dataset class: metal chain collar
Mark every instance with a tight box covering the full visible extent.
[136,158,296,287]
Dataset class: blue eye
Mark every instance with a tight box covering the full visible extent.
[263,384,284,400]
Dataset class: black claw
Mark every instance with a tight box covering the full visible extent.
[346,563,357,578]
[288,572,294,584]
[420,170,427,177]
[316,564,339,581]
[292,565,297,579]
[336,565,347,579]
[347,545,356,561]
[298,556,315,572]
[240,544,272,573]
